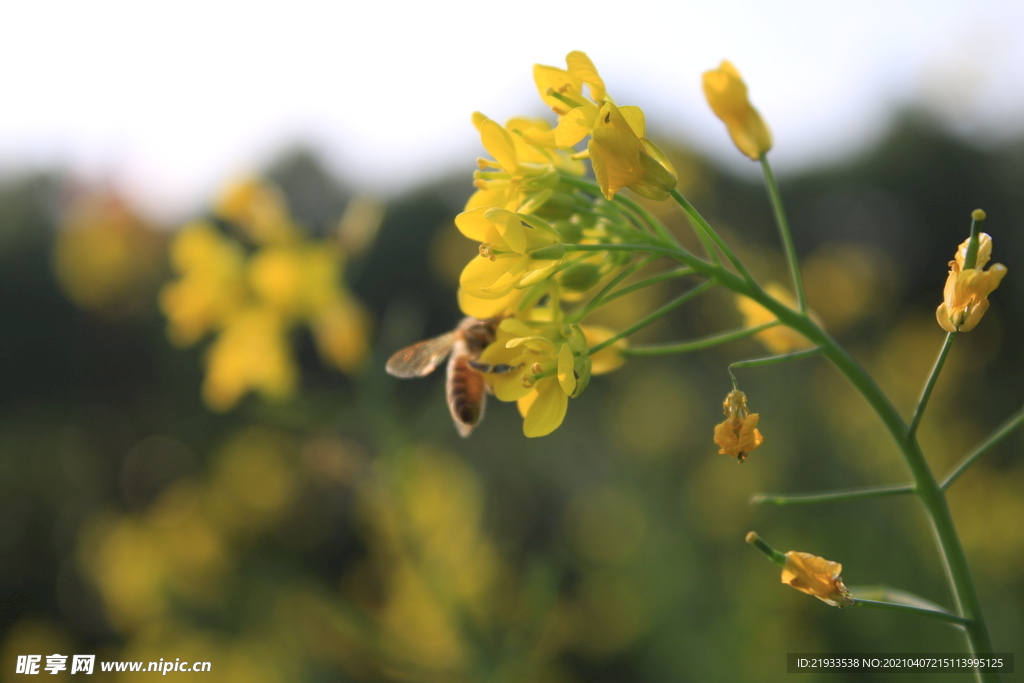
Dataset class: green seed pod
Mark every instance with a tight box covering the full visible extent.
[552,220,583,244]
[607,247,633,265]
[558,262,602,292]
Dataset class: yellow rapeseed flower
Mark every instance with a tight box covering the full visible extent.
[702,61,773,161]
[202,308,297,411]
[160,221,247,346]
[781,551,854,607]
[713,389,763,462]
[936,233,1007,332]
[215,177,297,244]
[456,207,564,301]
[528,52,676,201]
[588,102,677,200]
[475,318,604,437]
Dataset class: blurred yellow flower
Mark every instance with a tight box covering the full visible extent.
[202,308,297,412]
[781,551,854,607]
[160,178,371,410]
[160,221,247,346]
[713,389,763,462]
[702,61,773,161]
[53,192,163,315]
[215,177,297,244]
[736,282,815,353]
[936,233,1007,332]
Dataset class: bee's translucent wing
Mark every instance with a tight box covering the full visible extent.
[385,331,458,378]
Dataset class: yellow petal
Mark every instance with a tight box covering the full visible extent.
[458,287,523,318]
[474,113,518,172]
[521,378,569,437]
[460,255,523,298]
[565,50,606,103]
[588,127,644,200]
[455,207,501,243]
[485,208,528,254]
[533,64,583,115]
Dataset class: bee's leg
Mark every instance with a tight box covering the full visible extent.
[468,361,523,375]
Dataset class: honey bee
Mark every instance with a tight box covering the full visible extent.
[386,317,518,437]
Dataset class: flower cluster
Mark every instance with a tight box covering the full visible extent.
[160,178,370,411]
[452,52,667,436]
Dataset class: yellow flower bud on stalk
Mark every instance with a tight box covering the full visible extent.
[702,61,773,161]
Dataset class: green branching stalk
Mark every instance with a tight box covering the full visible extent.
[622,322,778,357]
[943,404,1024,489]
[587,281,716,355]
[752,484,915,506]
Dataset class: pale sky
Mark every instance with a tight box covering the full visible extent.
[3,0,1024,220]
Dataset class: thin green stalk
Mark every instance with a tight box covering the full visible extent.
[760,156,806,312]
[570,255,658,323]
[622,322,777,357]
[588,281,715,355]
[745,531,787,567]
[752,484,914,506]
[670,188,754,284]
[728,347,822,388]
[943,404,1024,489]
[852,599,971,627]
[593,267,696,308]
[908,332,957,439]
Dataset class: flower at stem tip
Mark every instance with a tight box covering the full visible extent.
[745,532,854,608]
[781,551,855,608]
[936,230,1007,332]
[713,389,763,462]
[702,60,772,161]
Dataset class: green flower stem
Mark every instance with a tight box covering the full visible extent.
[670,189,755,285]
[569,255,659,323]
[760,156,806,312]
[751,483,914,506]
[728,347,822,388]
[943,404,1024,489]
[587,281,716,355]
[621,322,778,357]
[593,267,696,308]
[908,332,957,439]
[745,531,788,567]
[852,599,971,627]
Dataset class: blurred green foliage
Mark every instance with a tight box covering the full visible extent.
[1,114,1022,682]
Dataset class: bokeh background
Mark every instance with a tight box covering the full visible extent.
[2,2,1024,681]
